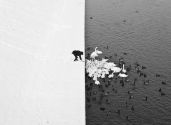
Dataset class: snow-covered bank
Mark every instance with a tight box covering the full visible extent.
[0,0,85,125]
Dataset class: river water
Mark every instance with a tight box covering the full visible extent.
[85,0,171,125]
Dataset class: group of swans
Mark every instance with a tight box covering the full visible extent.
[86,47,128,84]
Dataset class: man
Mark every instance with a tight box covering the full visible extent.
[72,50,83,61]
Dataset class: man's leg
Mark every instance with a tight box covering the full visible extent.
[79,55,82,61]
[74,55,78,61]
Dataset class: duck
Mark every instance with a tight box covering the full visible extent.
[161,92,166,96]
[126,116,129,120]
[143,74,147,78]
[133,78,137,86]
[156,74,161,77]
[158,88,162,92]
[100,107,105,111]
[128,91,133,94]
[142,66,147,69]
[144,80,150,85]
[131,106,134,111]
[116,109,120,115]
[129,95,134,99]
[161,81,166,85]
[143,96,148,101]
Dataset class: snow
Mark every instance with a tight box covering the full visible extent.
[0,0,85,125]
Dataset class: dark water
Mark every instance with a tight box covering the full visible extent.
[85,0,171,125]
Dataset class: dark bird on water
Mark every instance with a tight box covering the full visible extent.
[135,62,140,67]
[86,47,91,51]
[106,99,110,104]
[156,74,161,77]
[116,109,120,115]
[123,52,128,55]
[158,88,162,92]
[125,101,128,107]
[126,116,129,120]
[135,10,139,13]
[128,91,133,94]
[100,107,106,111]
[121,82,124,87]
[106,46,109,49]
[92,97,96,101]
[123,19,127,23]
[144,80,150,85]
[129,95,134,99]
[126,65,132,72]
[139,72,144,77]
[161,81,166,85]
[143,96,148,101]
[145,96,148,101]
[142,66,147,69]
[161,92,166,96]
[143,74,147,78]
[133,78,137,86]
[131,106,134,111]
[114,53,117,57]
[87,104,91,108]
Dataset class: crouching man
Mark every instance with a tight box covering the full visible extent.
[72,50,83,61]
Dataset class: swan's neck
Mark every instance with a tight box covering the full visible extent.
[95,47,98,52]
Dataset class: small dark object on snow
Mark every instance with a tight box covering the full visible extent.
[72,50,83,61]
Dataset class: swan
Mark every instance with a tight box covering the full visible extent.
[108,73,114,78]
[122,64,126,73]
[90,47,102,60]
[118,73,128,77]
[95,47,102,54]
[111,67,121,73]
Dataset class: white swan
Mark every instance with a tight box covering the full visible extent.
[95,47,102,54]
[108,73,114,78]
[122,64,126,73]
[111,67,121,73]
[90,47,102,59]
[118,73,128,77]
